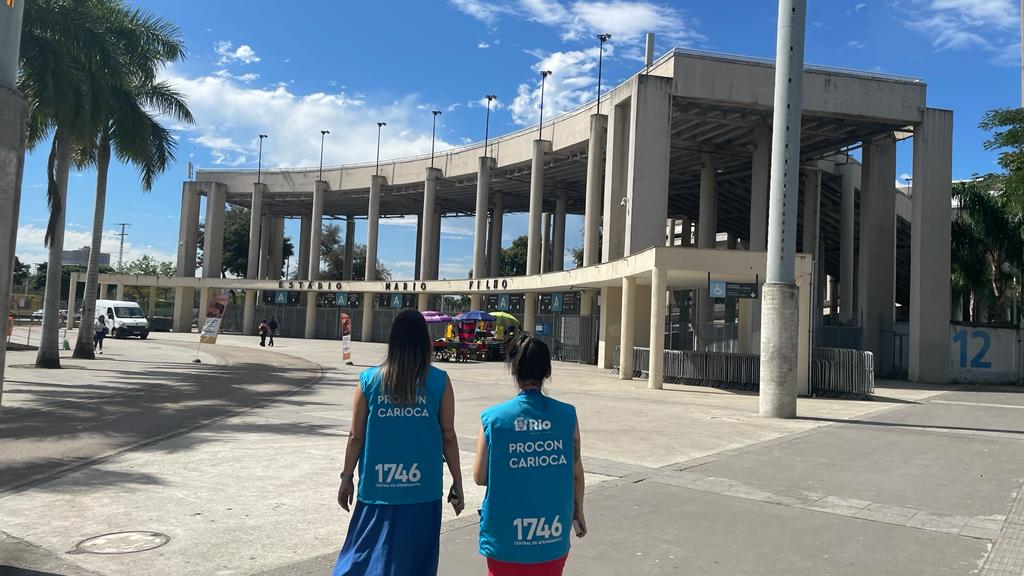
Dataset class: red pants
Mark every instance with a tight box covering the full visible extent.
[487,555,568,576]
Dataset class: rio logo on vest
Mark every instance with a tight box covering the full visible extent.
[514,417,552,432]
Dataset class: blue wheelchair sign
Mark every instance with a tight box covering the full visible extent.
[274,291,288,304]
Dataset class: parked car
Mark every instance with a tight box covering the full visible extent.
[30,309,43,321]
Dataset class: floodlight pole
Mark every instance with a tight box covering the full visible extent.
[484,94,496,157]
[375,122,386,176]
[596,34,611,115]
[257,134,267,183]
[318,130,329,181]
[760,0,807,419]
[430,110,441,169]
[538,70,552,140]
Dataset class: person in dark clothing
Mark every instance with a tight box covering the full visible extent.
[258,319,269,347]
[268,317,278,347]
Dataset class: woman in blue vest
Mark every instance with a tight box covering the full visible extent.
[473,334,587,576]
[333,309,465,576]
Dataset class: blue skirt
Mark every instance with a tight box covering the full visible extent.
[332,499,442,576]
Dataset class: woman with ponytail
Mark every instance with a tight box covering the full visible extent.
[473,334,587,576]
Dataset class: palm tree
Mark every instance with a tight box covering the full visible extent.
[71,7,193,359]
[19,0,120,368]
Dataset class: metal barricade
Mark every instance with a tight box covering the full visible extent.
[611,346,874,397]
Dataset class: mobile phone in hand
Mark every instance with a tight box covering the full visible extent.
[447,486,461,507]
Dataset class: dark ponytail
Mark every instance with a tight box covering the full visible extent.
[507,334,551,387]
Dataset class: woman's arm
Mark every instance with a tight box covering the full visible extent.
[337,385,369,512]
[572,420,587,537]
[473,424,489,486]
[440,376,465,515]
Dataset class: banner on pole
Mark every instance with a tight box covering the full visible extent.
[199,293,230,344]
[340,312,352,364]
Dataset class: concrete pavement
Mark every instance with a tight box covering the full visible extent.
[2,328,1023,575]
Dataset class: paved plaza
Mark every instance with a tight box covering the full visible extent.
[1,328,1023,575]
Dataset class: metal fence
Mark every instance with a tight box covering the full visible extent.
[532,314,599,364]
[612,346,874,398]
[222,305,362,341]
[697,322,739,353]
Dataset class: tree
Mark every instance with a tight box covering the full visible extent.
[570,246,583,268]
[72,4,192,360]
[117,256,176,313]
[321,223,390,280]
[198,206,294,278]
[500,235,528,277]
[12,257,30,288]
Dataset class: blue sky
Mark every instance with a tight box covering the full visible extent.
[14,0,1022,279]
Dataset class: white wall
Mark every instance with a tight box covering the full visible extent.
[949,325,1020,384]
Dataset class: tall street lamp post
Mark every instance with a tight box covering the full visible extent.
[375,122,387,176]
[430,110,441,169]
[484,94,496,157]
[318,130,329,181]
[538,70,552,140]
[257,134,267,183]
[596,34,611,115]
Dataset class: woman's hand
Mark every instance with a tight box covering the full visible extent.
[337,477,355,512]
[448,483,465,516]
[573,507,587,538]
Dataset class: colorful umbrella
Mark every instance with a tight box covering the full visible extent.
[490,311,520,325]
[421,311,452,324]
[454,310,496,322]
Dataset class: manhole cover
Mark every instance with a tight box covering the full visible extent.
[72,531,170,555]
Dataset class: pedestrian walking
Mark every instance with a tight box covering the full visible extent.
[93,315,108,354]
[268,317,278,347]
[473,334,586,576]
[258,319,269,347]
[333,309,464,576]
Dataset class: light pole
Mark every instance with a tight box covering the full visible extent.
[760,0,808,418]
[538,70,552,140]
[596,34,611,115]
[257,134,267,183]
[318,130,329,181]
[484,94,496,157]
[430,110,442,169]
[375,122,387,176]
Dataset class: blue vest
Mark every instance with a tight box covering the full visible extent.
[479,390,577,564]
[357,365,446,505]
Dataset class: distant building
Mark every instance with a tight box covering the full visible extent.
[62,246,111,267]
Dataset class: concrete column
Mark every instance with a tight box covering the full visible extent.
[802,165,822,331]
[414,212,423,281]
[619,276,636,380]
[527,140,551,276]
[366,175,384,281]
[297,215,311,281]
[648,267,667,389]
[697,154,717,350]
[363,176,383,332]
[679,217,692,247]
[602,100,630,262]
[305,180,326,339]
[541,212,552,273]
[523,293,536,336]
[488,192,504,277]
[242,182,265,335]
[667,219,676,246]
[584,114,608,266]
[116,283,124,302]
[858,135,896,357]
[910,109,953,383]
[624,75,672,255]
[553,191,566,271]
[597,285,622,368]
[148,285,157,319]
[199,184,225,323]
[472,156,492,281]
[431,207,441,279]
[258,213,271,279]
[268,216,285,280]
[740,125,771,354]
[420,168,441,281]
[839,162,857,323]
[65,273,77,331]
[344,215,355,280]
[173,182,200,333]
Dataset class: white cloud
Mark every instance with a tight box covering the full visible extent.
[215,41,261,65]
[563,1,703,44]
[520,0,570,24]
[906,0,1018,51]
[509,45,611,125]
[16,225,177,269]
[478,41,491,48]
[214,69,260,83]
[855,2,867,10]
[848,40,865,49]
[450,0,514,25]
[160,67,454,169]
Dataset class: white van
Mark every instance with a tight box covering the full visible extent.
[95,299,150,339]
